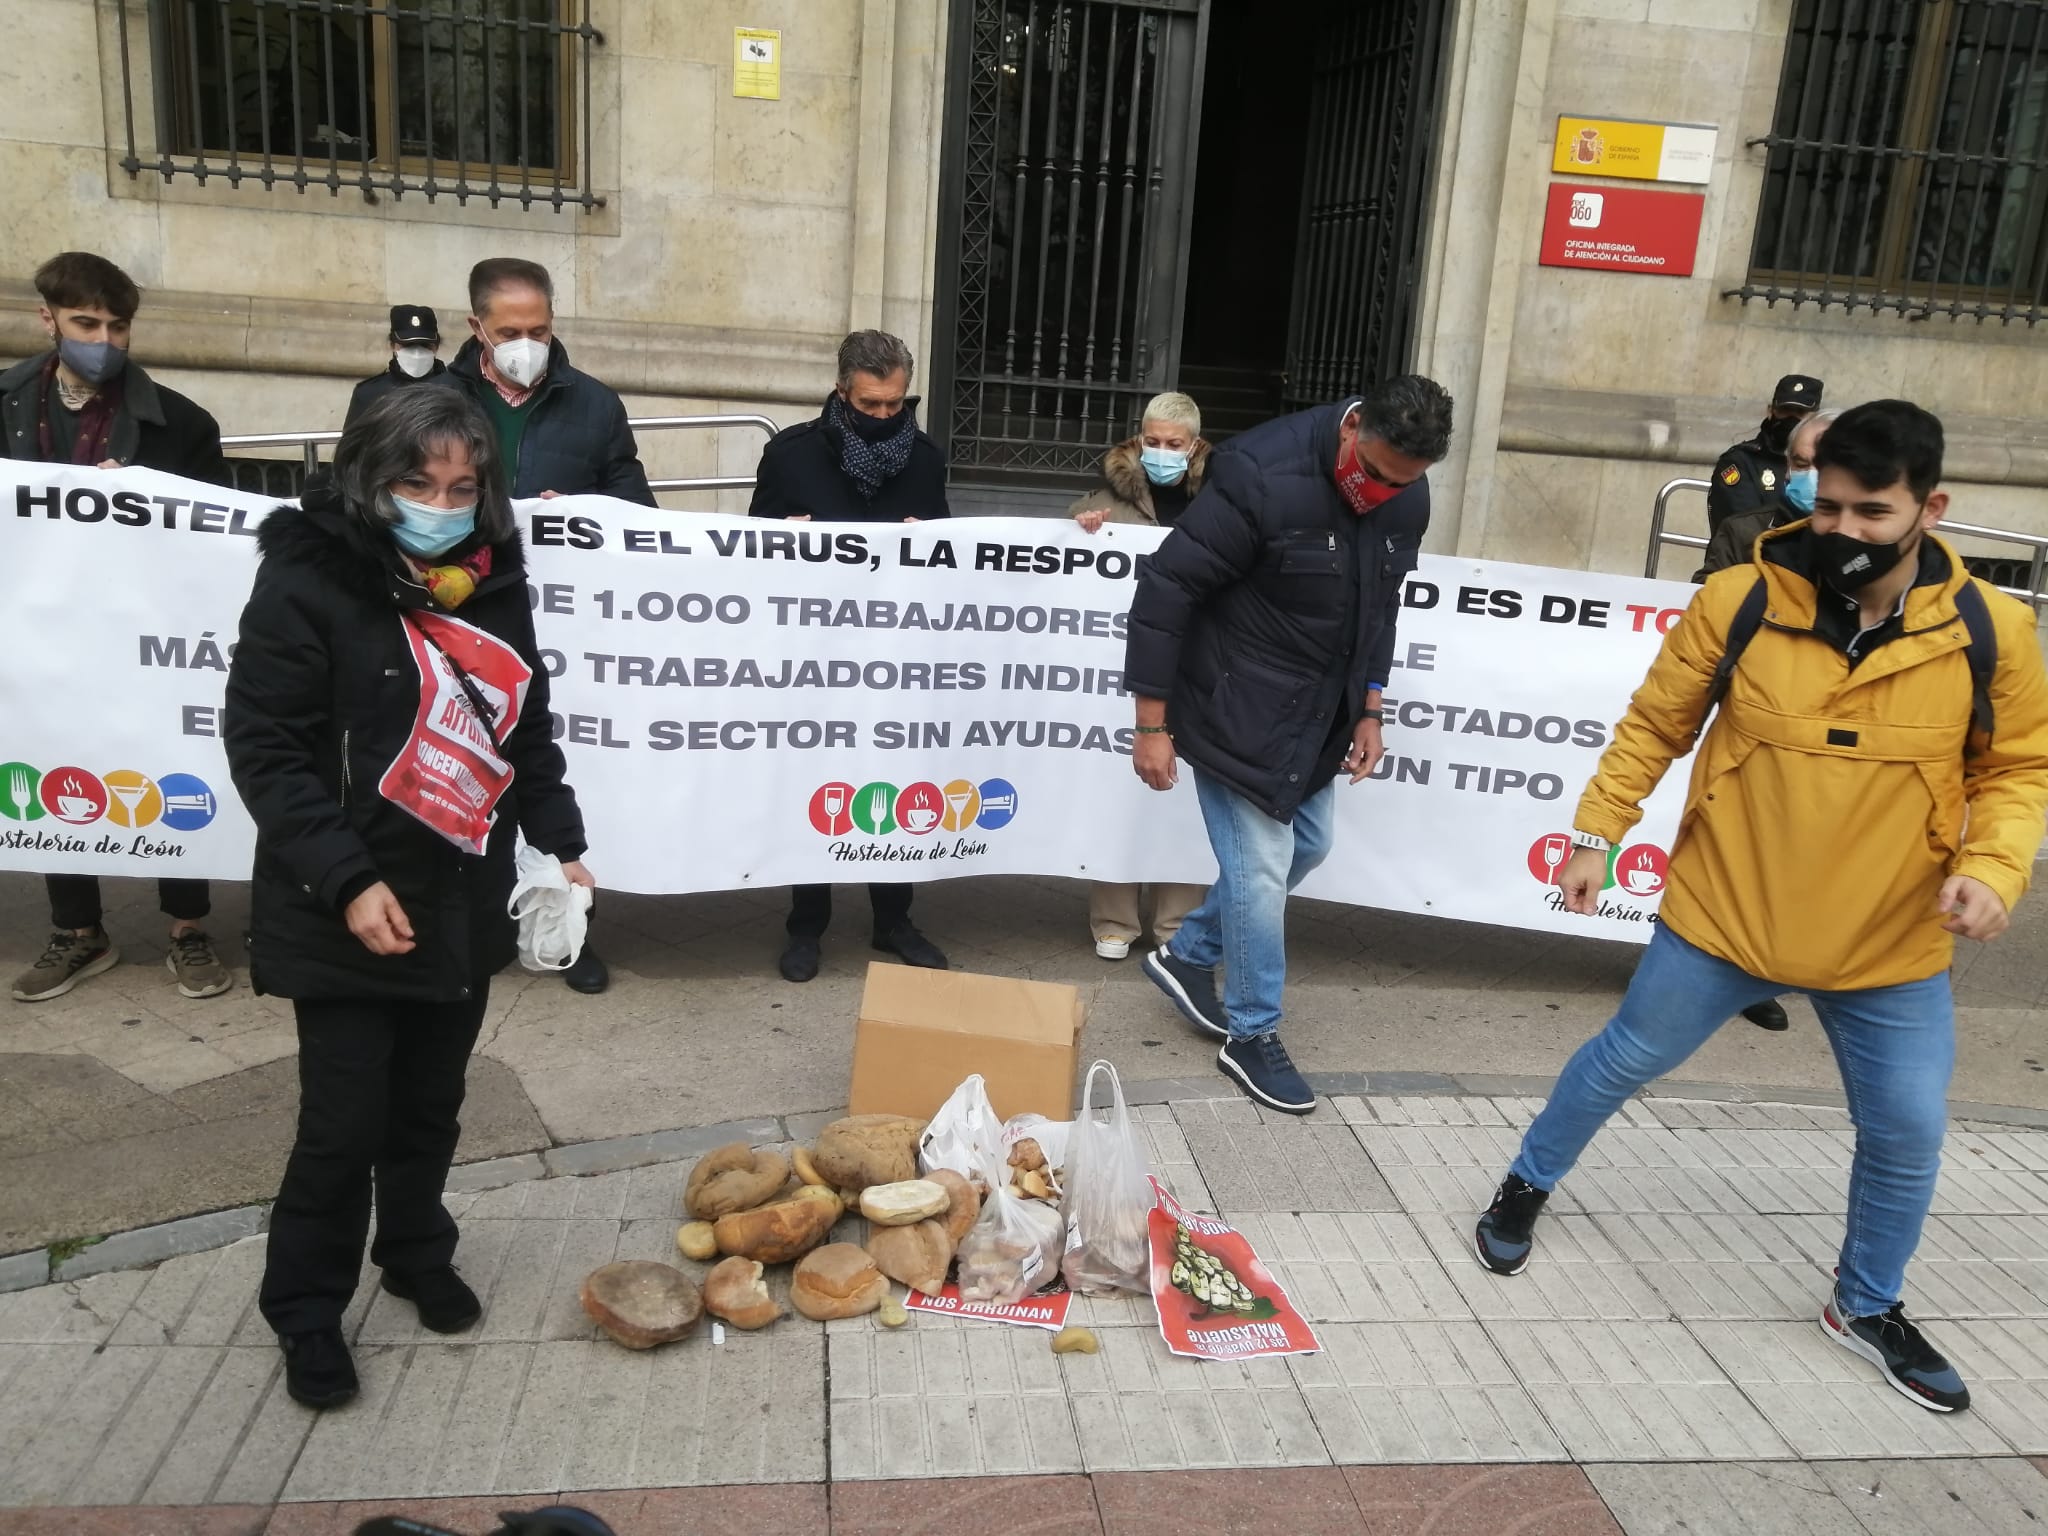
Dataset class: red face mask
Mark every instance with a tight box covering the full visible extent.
[1335,439,1403,516]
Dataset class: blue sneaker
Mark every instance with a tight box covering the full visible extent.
[1217,1030,1315,1114]
[1142,947,1228,1039]
[1822,1292,1969,1412]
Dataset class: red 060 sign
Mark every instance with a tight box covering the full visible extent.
[1539,182,1706,277]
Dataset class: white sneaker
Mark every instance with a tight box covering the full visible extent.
[1094,936,1132,960]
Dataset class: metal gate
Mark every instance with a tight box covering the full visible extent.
[931,0,1207,481]
[1280,2,1450,411]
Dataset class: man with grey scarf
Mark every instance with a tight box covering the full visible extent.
[748,330,953,982]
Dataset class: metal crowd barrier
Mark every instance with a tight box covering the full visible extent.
[220,413,780,497]
[1648,476,2048,613]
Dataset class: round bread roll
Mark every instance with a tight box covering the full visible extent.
[703,1256,785,1330]
[926,1168,981,1245]
[859,1178,950,1227]
[579,1261,702,1350]
[790,1242,891,1320]
[866,1219,952,1297]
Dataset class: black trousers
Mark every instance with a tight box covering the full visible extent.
[785,882,913,939]
[259,981,489,1335]
[46,874,210,930]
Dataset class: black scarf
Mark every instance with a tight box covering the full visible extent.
[826,392,917,501]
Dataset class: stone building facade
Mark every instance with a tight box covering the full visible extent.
[2,0,2040,569]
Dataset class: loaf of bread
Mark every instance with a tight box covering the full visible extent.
[712,1185,841,1264]
[866,1219,952,1296]
[684,1143,791,1220]
[790,1242,891,1320]
[927,1168,981,1244]
[702,1257,784,1330]
[859,1179,950,1226]
[812,1115,925,1190]
[579,1261,702,1350]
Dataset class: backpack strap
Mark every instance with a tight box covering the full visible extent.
[1953,579,1999,758]
[1695,576,1769,744]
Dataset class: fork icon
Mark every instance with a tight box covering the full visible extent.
[1,767,31,820]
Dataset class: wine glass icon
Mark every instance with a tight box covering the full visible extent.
[823,786,846,833]
[1540,834,1570,886]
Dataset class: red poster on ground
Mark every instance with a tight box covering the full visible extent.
[378,611,531,854]
[1147,1178,1319,1360]
[904,1282,1073,1331]
[1538,182,1706,276]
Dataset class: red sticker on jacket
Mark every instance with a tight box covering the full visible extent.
[378,611,531,854]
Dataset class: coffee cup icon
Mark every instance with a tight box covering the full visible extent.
[903,805,939,833]
[57,795,97,821]
[1624,867,1661,894]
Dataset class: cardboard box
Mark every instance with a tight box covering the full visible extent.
[848,963,1084,1123]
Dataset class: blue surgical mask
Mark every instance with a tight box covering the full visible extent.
[1140,446,1189,485]
[1785,467,1818,515]
[58,337,127,387]
[388,493,478,558]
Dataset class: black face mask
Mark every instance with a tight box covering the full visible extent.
[1758,414,1797,455]
[1813,529,1911,593]
[843,397,915,444]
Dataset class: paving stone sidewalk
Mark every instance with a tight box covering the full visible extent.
[4,1090,2048,1533]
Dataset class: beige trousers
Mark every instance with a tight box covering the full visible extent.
[1087,881,1208,945]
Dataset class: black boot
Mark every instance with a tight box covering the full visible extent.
[563,940,609,995]
[279,1327,358,1409]
[779,934,822,983]
[1743,999,1790,1032]
[873,923,948,969]
[381,1265,482,1333]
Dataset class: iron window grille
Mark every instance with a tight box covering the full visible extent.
[1733,0,2047,324]
[111,0,605,212]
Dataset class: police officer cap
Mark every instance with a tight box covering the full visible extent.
[1772,374,1822,410]
[388,305,440,344]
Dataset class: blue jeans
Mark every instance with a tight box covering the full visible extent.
[1168,768,1337,1039]
[1512,923,1954,1319]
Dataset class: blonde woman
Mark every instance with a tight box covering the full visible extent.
[1070,391,1212,958]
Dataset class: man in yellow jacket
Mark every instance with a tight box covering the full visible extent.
[1473,400,2048,1414]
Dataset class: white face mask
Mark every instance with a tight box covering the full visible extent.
[394,344,435,379]
[491,337,548,389]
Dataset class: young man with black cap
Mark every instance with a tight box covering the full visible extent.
[344,305,451,428]
[1473,400,2048,1415]
[1706,373,1822,533]
[3,251,235,1004]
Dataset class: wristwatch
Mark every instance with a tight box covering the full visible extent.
[1570,831,1611,853]
[1359,709,1384,723]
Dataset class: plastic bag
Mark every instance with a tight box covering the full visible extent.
[919,1074,1007,1185]
[1001,1112,1072,1177]
[508,843,593,971]
[955,1185,1065,1305]
[1059,1060,1154,1294]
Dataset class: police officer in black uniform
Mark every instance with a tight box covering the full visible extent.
[1705,373,1822,534]
[344,305,452,429]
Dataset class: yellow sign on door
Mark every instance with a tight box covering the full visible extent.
[1552,116,1716,185]
[735,28,781,100]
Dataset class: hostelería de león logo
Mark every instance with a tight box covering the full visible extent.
[808,776,1017,865]
[1526,830,1668,924]
[0,761,219,859]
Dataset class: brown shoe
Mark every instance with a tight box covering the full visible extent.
[12,929,119,1002]
[166,929,232,999]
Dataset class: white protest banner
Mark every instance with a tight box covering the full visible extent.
[1,464,1696,942]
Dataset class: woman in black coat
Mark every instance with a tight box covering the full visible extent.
[224,388,592,1409]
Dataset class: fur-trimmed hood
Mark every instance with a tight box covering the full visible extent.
[255,476,527,610]
[1100,436,1210,508]
[1067,435,1212,527]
